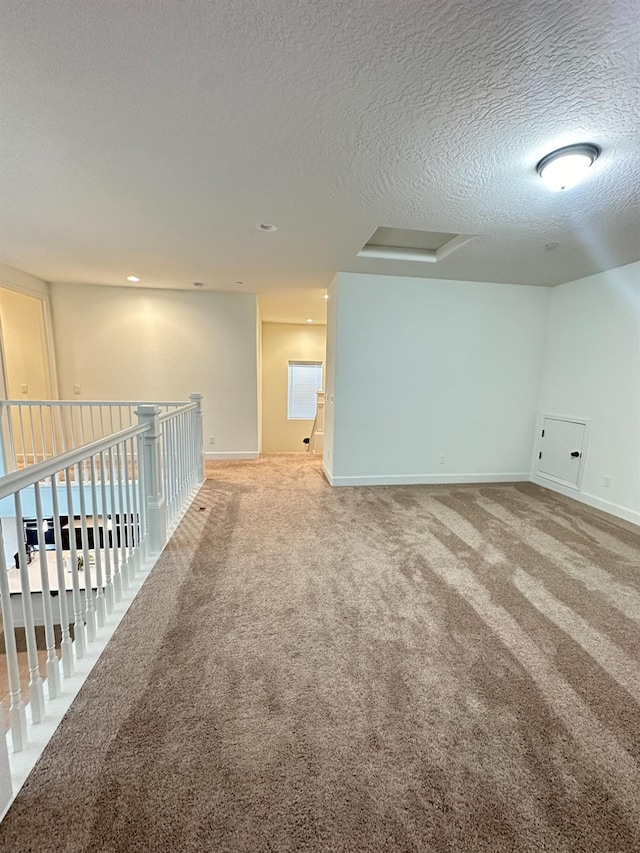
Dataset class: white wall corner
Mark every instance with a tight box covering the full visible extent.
[534,262,640,522]
[321,460,334,485]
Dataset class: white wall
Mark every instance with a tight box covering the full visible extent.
[323,276,339,471]
[534,261,640,524]
[261,322,326,452]
[256,302,263,453]
[50,284,259,457]
[324,272,550,485]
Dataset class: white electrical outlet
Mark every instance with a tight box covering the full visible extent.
[20,383,28,394]
[439,454,446,465]
[74,384,81,395]
[603,476,611,488]
[209,436,215,445]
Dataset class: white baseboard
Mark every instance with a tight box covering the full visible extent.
[530,474,640,526]
[326,471,530,487]
[321,461,333,485]
[323,463,639,525]
[205,451,259,461]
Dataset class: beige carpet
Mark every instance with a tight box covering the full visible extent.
[0,454,639,852]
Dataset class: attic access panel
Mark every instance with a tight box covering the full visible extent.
[357,227,474,263]
[367,227,456,251]
[537,415,589,489]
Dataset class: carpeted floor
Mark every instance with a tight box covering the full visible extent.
[0,454,639,852]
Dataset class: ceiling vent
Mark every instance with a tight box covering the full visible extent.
[357,227,474,263]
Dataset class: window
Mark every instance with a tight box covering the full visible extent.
[287,361,323,420]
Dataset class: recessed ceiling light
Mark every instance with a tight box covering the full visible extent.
[545,242,559,251]
[235,281,244,286]
[126,275,140,282]
[306,318,313,323]
[257,223,278,232]
[536,143,600,191]
[193,281,205,288]
[323,294,329,299]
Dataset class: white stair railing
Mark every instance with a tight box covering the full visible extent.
[0,424,148,763]
[0,400,186,475]
[0,394,204,820]
[306,390,325,454]
[157,393,204,535]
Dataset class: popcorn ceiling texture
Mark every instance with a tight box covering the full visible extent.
[1,0,639,290]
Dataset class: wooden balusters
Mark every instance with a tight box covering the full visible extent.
[13,493,46,724]
[33,482,62,700]
[49,478,74,677]
[0,522,28,752]
[99,449,115,615]
[64,465,87,659]
[0,395,203,795]
[77,463,98,639]
[89,456,106,626]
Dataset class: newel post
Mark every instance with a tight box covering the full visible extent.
[136,405,167,558]
[189,393,205,483]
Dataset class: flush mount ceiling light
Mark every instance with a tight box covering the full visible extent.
[306,318,313,323]
[536,143,600,191]
[126,275,140,282]
[323,294,329,299]
[257,223,278,232]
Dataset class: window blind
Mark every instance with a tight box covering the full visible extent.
[287,361,323,420]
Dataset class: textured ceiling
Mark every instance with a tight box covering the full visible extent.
[1,0,639,322]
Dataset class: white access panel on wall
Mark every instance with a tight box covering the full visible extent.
[537,415,589,489]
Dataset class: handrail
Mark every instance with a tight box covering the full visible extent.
[158,401,198,423]
[306,389,325,453]
[306,412,318,452]
[0,399,186,408]
[0,398,194,475]
[0,393,205,813]
[0,423,148,500]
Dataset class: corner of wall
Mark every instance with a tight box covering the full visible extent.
[322,274,340,483]
[256,300,263,454]
[533,262,640,525]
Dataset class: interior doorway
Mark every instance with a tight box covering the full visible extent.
[261,322,327,453]
[0,287,54,401]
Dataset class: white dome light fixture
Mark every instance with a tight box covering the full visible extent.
[537,143,600,191]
